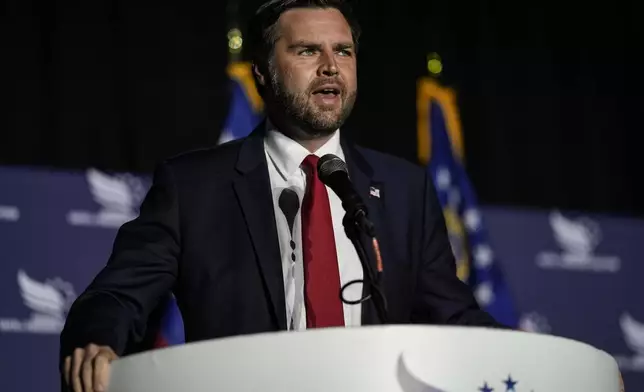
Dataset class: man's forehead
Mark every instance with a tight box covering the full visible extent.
[276,8,352,41]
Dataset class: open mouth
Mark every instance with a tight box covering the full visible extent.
[313,86,341,96]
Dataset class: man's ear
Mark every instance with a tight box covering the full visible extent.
[252,63,266,87]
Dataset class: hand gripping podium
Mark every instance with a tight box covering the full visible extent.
[106,325,623,392]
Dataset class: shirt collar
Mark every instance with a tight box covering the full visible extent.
[264,119,345,179]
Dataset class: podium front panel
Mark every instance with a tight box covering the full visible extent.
[107,325,621,392]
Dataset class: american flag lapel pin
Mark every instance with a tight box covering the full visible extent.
[369,186,381,198]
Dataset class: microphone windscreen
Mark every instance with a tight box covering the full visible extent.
[317,154,348,183]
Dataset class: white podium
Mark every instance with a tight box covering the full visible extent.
[107,325,623,392]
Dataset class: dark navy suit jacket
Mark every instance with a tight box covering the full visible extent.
[59,124,502,369]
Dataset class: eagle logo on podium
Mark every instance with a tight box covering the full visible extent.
[397,353,526,391]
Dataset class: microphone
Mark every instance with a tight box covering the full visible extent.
[317,154,375,237]
[279,188,302,330]
[278,188,300,238]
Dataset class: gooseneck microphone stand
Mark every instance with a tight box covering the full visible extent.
[316,153,388,324]
[341,208,389,325]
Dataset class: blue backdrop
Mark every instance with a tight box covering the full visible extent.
[1,164,642,391]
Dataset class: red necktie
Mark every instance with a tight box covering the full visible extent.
[300,154,345,328]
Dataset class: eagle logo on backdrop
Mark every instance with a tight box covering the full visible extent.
[67,168,149,229]
[397,353,527,391]
[614,312,644,373]
[518,312,551,334]
[0,204,20,222]
[550,210,600,255]
[535,210,621,273]
[0,270,77,334]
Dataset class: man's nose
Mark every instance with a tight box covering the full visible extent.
[318,50,339,77]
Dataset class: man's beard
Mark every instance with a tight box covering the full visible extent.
[269,69,356,138]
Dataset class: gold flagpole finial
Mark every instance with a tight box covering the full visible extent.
[427,52,443,76]
[227,28,243,55]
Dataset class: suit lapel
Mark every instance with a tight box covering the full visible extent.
[233,125,287,330]
[341,138,389,325]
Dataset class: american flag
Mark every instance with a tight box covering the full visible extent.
[418,77,519,327]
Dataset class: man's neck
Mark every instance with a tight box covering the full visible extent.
[267,117,336,153]
[297,135,334,153]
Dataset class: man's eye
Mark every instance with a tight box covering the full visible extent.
[338,49,352,57]
[299,49,315,56]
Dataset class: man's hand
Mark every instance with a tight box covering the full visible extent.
[64,343,118,392]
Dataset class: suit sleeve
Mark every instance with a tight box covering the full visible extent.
[411,170,505,328]
[59,161,181,362]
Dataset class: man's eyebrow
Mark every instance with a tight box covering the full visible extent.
[286,41,355,51]
[287,41,322,50]
[334,42,354,50]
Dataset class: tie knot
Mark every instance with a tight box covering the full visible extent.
[301,154,319,172]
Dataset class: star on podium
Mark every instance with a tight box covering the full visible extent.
[479,382,494,392]
[503,375,518,391]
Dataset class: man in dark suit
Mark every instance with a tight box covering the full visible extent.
[61,0,502,391]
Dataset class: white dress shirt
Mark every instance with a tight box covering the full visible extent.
[264,122,363,330]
